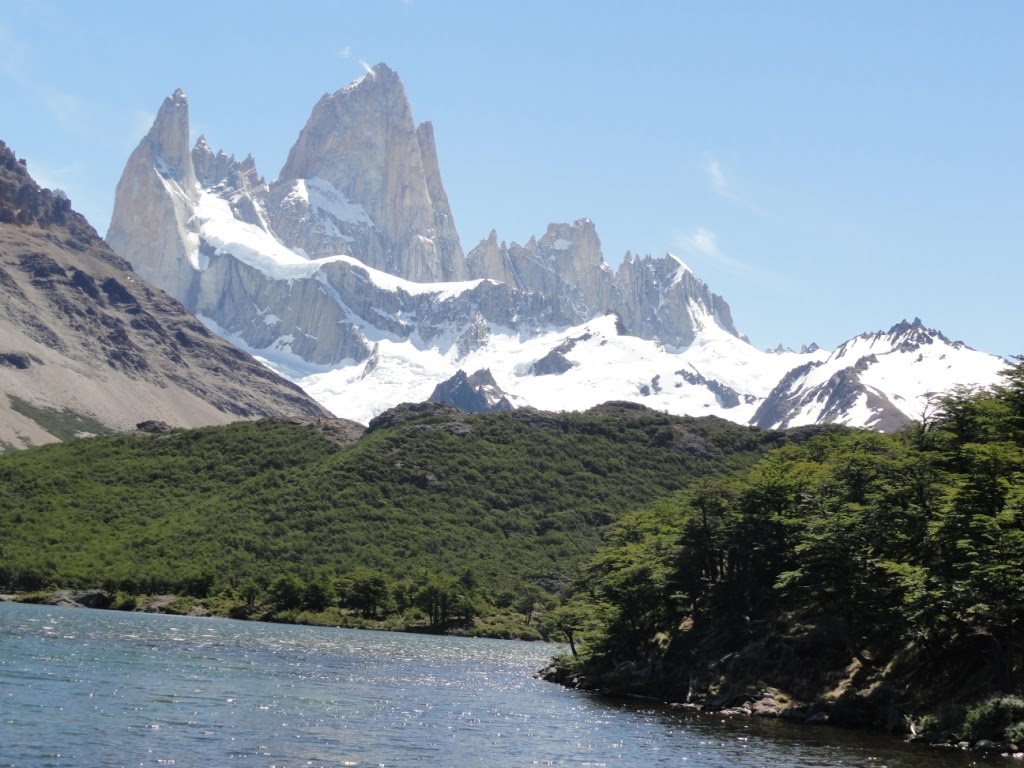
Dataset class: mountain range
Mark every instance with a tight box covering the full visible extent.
[11,62,1007,440]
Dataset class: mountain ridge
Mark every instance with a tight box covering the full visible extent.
[0,139,329,450]
[751,317,1003,431]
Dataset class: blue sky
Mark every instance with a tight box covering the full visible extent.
[2,1,1021,359]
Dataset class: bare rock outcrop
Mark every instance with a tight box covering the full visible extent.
[612,252,741,348]
[428,369,514,413]
[43,589,111,609]
[466,219,612,322]
[192,136,271,232]
[106,67,479,370]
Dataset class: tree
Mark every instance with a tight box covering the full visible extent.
[340,568,391,619]
[303,578,333,611]
[540,600,609,659]
[268,574,304,611]
[514,583,543,625]
[933,441,1024,689]
[239,580,260,611]
[675,480,740,623]
[992,355,1024,439]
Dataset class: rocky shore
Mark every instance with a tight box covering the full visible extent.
[537,662,1024,759]
[7,589,213,616]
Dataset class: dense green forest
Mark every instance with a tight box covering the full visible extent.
[0,401,773,635]
[547,358,1023,744]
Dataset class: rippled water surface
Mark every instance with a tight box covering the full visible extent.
[0,602,986,767]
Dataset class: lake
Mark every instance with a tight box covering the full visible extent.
[0,601,985,767]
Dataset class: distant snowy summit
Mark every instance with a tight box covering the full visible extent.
[752,318,1005,431]
[105,64,1007,431]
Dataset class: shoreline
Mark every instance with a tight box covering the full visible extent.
[1,588,548,642]
[537,663,1024,759]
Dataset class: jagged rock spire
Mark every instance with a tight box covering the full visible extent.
[106,88,200,304]
[465,218,742,348]
[146,89,196,190]
[271,63,465,282]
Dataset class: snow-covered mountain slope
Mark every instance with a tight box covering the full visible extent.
[752,319,1006,431]
[207,295,1005,430]
[206,310,824,427]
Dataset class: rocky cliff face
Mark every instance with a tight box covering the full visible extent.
[107,66,489,368]
[192,136,272,233]
[463,220,740,348]
[106,89,201,306]
[466,219,612,325]
[611,252,742,348]
[0,140,329,450]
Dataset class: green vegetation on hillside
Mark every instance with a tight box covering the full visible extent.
[547,358,1024,743]
[8,395,116,442]
[0,402,772,633]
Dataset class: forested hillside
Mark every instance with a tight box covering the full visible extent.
[546,357,1023,744]
[0,402,773,634]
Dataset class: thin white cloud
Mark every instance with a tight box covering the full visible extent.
[703,154,767,218]
[689,227,720,257]
[40,87,79,123]
[706,158,729,198]
[360,60,375,77]
[337,46,352,59]
[674,226,784,291]
[675,227,747,274]
[677,227,730,264]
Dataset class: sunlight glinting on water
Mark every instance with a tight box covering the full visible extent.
[0,602,982,768]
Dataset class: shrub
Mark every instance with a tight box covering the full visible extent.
[961,695,1024,742]
[1006,719,1024,747]
[113,592,137,611]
